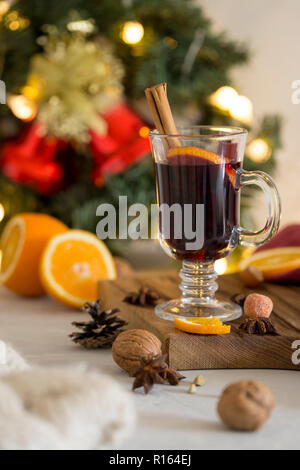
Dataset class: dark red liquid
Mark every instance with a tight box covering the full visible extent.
[155,155,240,261]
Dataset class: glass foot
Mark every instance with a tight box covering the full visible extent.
[155,298,242,322]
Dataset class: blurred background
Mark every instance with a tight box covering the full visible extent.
[0,0,298,272]
[199,0,300,228]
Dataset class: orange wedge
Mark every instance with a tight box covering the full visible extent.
[239,247,300,280]
[0,213,68,296]
[40,230,116,308]
[167,146,236,187]
[174,317,231,335]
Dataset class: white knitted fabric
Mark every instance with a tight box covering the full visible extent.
[0,341,29,375]
[0,343,135,450]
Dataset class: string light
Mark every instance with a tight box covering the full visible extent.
[8,19,19,30]
[21,74,43,101]
[139,126,149,138]
[246,138,272,163]
[0,1,10,16]
[0,203,4,222]
[121,21,144,45]
[215,259,228,275]
[209,86,253,124]
[8,94,37,121]
[21,84,40,101]
[229,95,253,124]
[67,19,95,34]
[4,9,29,30]
[209,86,239,111]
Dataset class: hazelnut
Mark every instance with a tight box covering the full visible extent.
[112,329,162,376]
[244,293,273,318]
[114,257,134,278]
[240,266,264,288]
[217,380,275,431]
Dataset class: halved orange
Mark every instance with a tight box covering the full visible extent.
[167,146,236,187]
[40,230,116,308]
[0,213,68,296]
[239,247,300,280]
[174,317,231,335]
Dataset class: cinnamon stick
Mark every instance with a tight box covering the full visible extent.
[145,83,181,148]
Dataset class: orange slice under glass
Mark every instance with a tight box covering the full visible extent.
[174,317,231,335]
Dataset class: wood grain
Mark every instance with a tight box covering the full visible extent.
[99,272,300,371]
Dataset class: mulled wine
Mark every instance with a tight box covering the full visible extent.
[155,152,240,261]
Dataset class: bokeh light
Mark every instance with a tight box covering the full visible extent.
[8,94,37,121]
[210,86,253,124]
[247,138,272,162]
[229,95,253,124]
[0,204,4,222]
[67,19,95,34]
[121,21,144,45]
[0,1,9,16]
[209,86,239,111]
[215,258,228,275]
[139,126,150,138]
[4,9,29,30]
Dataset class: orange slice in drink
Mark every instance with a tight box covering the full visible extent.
[40,230,116,308]
[239,247,300,281]
[167,146,229,164]
[174,317,231,335]
[0,213,68,296]
[167,146,236,187]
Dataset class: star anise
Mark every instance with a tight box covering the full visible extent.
[132,354,185,394]
[123,286,160,307]
[70,298,127,349]
[239,317,278,335]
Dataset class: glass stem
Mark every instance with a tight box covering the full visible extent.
[179,260,218,303]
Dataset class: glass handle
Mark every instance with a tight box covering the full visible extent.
[237,169,281,247]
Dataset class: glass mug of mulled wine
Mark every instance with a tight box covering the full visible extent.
[149,126,281,322]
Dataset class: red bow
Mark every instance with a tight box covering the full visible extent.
[0,104,151,194]
[90,103,151,186]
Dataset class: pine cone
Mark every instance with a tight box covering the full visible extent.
[70,298,127,349]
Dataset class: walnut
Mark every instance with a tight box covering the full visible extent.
[112,329,162,376]
[217,380,275,431]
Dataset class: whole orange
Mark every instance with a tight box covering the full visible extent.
[0,213,68,296]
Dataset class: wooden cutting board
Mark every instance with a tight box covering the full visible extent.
[99,271,300,371]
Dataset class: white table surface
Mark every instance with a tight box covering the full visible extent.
[0,285,299,451]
